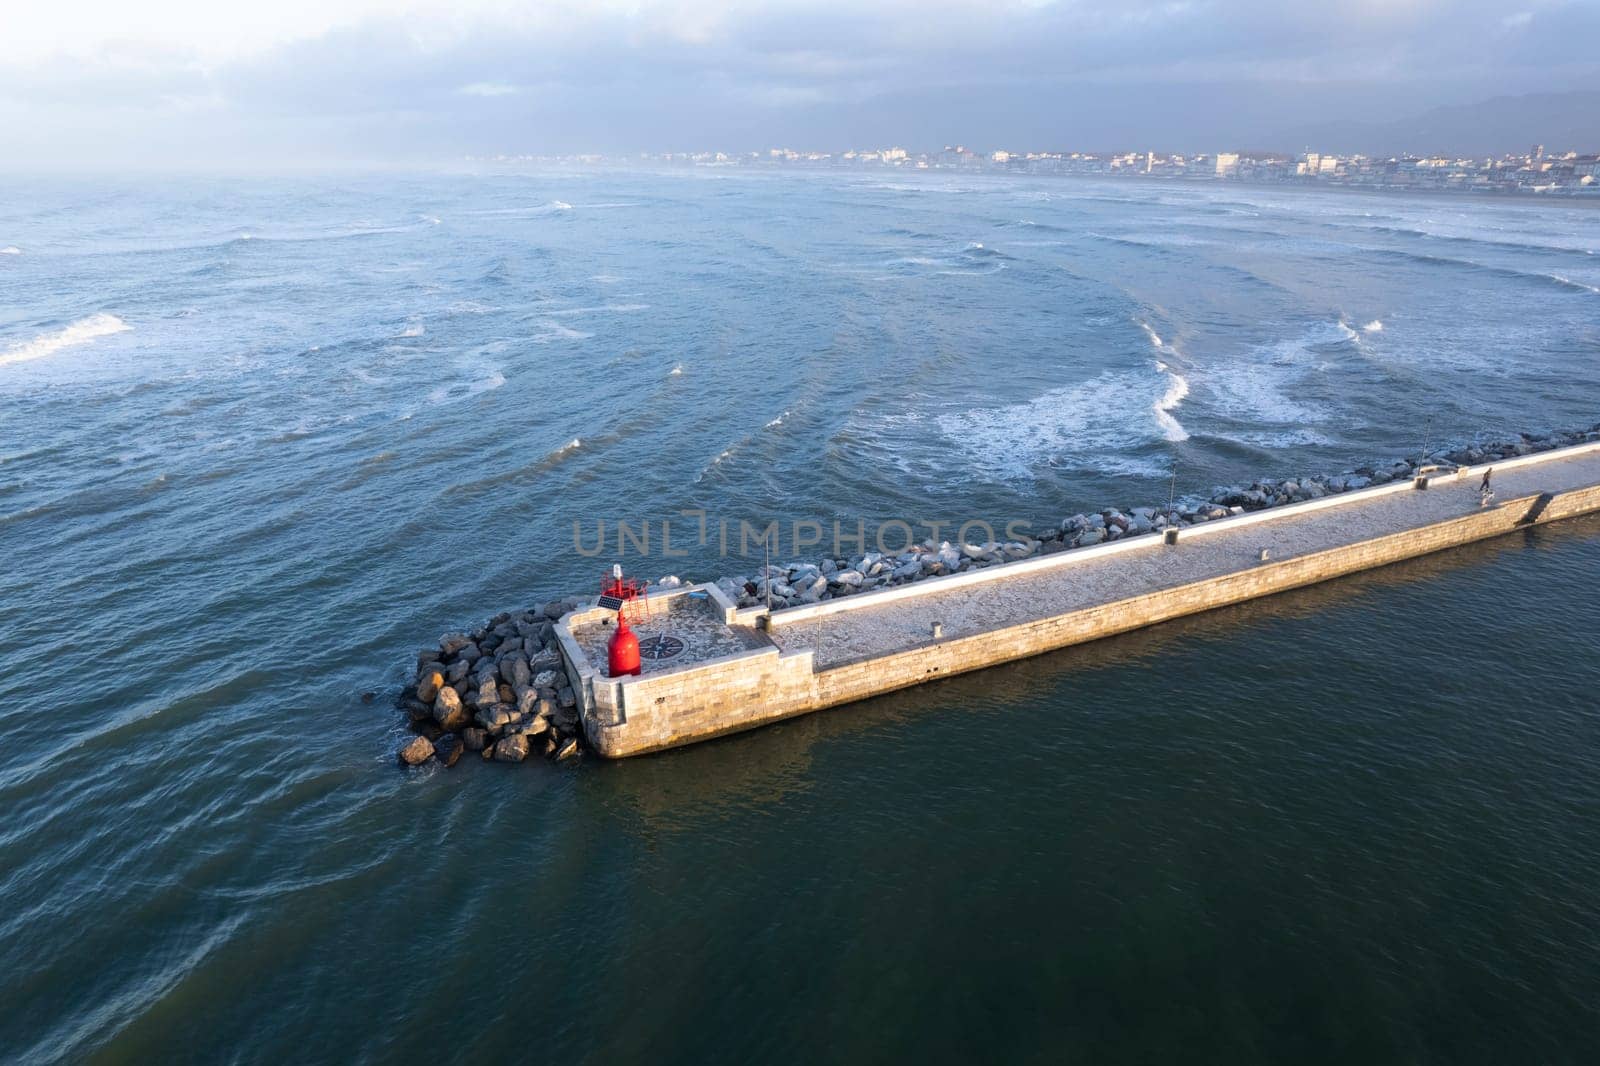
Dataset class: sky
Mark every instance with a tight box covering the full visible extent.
[2,0,1597,168]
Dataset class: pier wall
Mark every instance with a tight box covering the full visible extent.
[570,466,1600,758]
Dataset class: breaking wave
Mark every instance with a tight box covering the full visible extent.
[1,313,130,368]
[1138,320,1190,442]
[0,246,19,255]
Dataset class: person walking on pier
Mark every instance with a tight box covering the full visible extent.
[1479,467,1495,508]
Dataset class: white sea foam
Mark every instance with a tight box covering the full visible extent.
[0,246,19,255]
[0,313,130,368]
[427,367,505,404]
[551,200,573,211]
[1137,319,1190,441]
[936,370,1182,480]
[551,437,581,458]
[532,319,593,341]
[669,363,683,377]
[1203,320,1350,426]
[420,215,441,225]
[765,410,790,428]
[1550,274,1600,295]
[400,322,425,338]
[1362,319,1384,332]
[1153,362,1190,442]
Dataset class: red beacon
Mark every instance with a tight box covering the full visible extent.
[600,564,645,677]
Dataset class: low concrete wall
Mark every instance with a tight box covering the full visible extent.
[571,474,1600,758]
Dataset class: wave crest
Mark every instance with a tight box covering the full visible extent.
[1,313,130,368]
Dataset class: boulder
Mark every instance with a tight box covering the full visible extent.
[502,656,531,690]
[433,688,469,731]
[492,735,530,763]
[477,676,500,706]
[475,703,516,735]
[554,738,580,762]
[438,633,471,656]
[415,669,444,704]
[462,727,489,752]
[398,736,435,766]
[446,659,471,684]
[455,642,481,664]
[434,734,463,769]
[533,669,560,689]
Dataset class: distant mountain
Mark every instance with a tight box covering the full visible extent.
[1269,91,1600,158]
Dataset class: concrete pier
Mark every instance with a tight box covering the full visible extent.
[554,441,1600,758]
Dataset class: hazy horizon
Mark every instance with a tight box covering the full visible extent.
[3,1,1599,170]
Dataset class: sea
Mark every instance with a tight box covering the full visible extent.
[2,168,1598,1063]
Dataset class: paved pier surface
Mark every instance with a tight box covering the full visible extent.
[563,440,1600,756]
[768,446,1600,670]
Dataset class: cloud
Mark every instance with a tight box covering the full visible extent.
[0,0,1595,167]
[458,82,522,97]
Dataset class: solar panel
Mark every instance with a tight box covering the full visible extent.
[598,594,625,611]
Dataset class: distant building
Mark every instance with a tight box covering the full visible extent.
[1214,152,1240,177]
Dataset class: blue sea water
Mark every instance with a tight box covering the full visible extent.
[1,169,1599,1063]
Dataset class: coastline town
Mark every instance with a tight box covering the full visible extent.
[476,143,1600,196]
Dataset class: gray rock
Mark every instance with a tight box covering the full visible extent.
[492,735,530,763]
[433,688,469,731]
[532,669,560,688]
[446,659,471,684]
[475,703,516,735]
[462,727,489,752]
[554,738,580,761]
[434,734,463,769]
[398,735,435,766]
[502,655,531,690]
[415,668,444,704]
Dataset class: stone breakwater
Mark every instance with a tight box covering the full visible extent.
[392,424,1598,768]
[396,599,587,767]
[709,425,1600,613]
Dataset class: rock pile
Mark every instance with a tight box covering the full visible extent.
[395,598,586,769]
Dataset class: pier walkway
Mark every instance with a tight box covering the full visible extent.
[767,444,1600,670]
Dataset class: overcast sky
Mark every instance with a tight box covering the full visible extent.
[3,0,1597,168]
